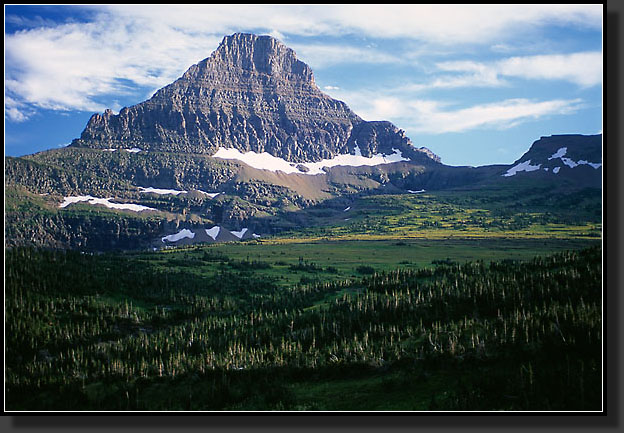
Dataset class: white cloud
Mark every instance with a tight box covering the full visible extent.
[333,89,584,134]
[289,43,400,68]
[428,60,508,88]
[5,11,223,114]
[326,4,602,43]
[405,98,584,134]
[5,95,35,122]
[4,5,602,118]
[5,106,29,122]
[497,52,603,88]
[153,4,596,43]
[401,52,603,91]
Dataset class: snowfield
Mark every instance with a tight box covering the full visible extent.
[502,160,542,177]
[212,145,409,175]
[138,187,223,197]
[231,228,248,239]
[196,191,222,198]
[561,157,578,168]
[59,195,156,212]
[548,147,567,160]
[547,147,601,170]
[205,226,221,240]
[139,187,187,195]
[159,226,262,246]
[162,229,195,243]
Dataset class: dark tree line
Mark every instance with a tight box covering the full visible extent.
[5,246,601,410]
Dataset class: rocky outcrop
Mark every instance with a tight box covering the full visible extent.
[499,134,602,186]
[72,33,439,164]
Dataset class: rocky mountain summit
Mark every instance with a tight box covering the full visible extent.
[72,33,437,165]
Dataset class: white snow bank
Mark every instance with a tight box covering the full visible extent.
[502,160,541,177]
[575,160,602,169]
[124,148,143,153]
[549,154,602,171]
[553,167,561,174]
[59,195,156,212]
[561,157,578,168]
[212,145,409,175]
[231,228,248,239]
[139,187,187,195]
[102,148,117,152]
[407,189,426,194]
[548,147,567,160]
[196,190,222,198]
[162,229,195,243]
[205,226,221,240]
[343,206,351,212]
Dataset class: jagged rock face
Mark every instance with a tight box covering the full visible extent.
[72,33,437,164]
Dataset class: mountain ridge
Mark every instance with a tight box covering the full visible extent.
[4,33,602,251]
[71,32,439,166]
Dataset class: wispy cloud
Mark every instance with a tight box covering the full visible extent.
[406,98,584,133]
[4,4,601,122]
[332,88,584,134]
[5,10,222,116]
[400,51,603,92]
[289,43,400,68]
[101,4,601,43]
[496,52,603,88]
[5,96,36,122]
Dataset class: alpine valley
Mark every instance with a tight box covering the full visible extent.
[5,33,603,411]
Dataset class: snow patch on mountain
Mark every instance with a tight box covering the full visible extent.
[231,228,248,239]
[162,229,195,243]
[205,226,221,240]
[548,147,567,160]
[139,187,187,195]
[212,145,409,175]
[545,147,601,172]
[502,160,542,177]
[59,195,156,212]
[196,190,222,198]
[561,157,578,168]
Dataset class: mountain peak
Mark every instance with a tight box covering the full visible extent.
[70,32,435,164]
[201,32,314,82]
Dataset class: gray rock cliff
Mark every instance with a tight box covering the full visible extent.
[72,33,439,164]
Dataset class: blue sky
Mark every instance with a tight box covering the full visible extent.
[5,5,603,166]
